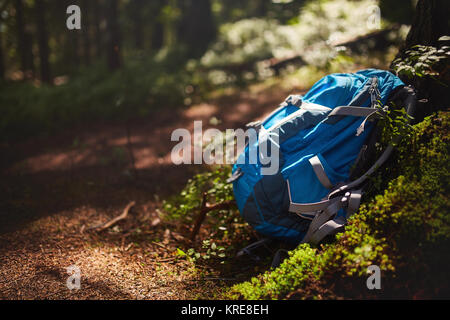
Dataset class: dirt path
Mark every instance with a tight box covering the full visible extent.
[0,82,304,299]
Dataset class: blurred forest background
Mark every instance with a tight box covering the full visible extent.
[0,0,416,143]
[1,0,449,300]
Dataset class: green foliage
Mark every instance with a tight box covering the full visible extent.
[201,18,284,68]
[163,165,252,268]
[379,105,414,147]
[228,112,450,299]
[1,1,408,142]
[0,56,208,142]
[200,0,398,85]
[163,165,235,223]
[186,240,227,262]
[392,43,450,80]
[230,244,325,300]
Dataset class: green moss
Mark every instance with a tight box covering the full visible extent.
[228,112,450,299]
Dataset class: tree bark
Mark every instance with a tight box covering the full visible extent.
[93,0,103,58]
[131,0,144,50]
[15,0,26,72]
[105,0,121,70]
[15,0,34,78]
[393,0,450,119]
[178,0,216,58]
[254,0,269,17]
[403,0,450,48]
[151,0,164,51]
[0,23,4,79]
[81,0,91,65]
[35,0,51,84]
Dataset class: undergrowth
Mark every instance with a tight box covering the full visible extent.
[0,55,210,143]
[163,166,253,266]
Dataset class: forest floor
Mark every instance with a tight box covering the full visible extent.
[0,79,307,299]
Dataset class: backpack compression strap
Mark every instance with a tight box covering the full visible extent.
[304,189,362,244]
[288,178,363,244]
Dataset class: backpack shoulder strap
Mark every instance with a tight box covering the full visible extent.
[295,86,417,245]
[331,85,417,196]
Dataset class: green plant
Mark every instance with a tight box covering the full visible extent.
[184,240,227,263]
[392,42,450,80]
[0,55,209,143]
[378,104,414,147]
[163,165,235,224]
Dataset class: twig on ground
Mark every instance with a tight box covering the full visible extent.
[188,277,238,281]
[189,193,235,241]
[87,201,136,232]
[156,257,178,263]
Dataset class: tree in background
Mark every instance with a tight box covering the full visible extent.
[150,0,164,52]
[60,0,80,71]
[81,0,91,65]
[0,0,8,79]
[15,0,34,78]
[0,0,308,80]
[92,0,104,59]
[105,0,121,70]
[3,0,434,84]
[178,0,216,59]
[35,0,51,83]
[0,21,4,79]
[379,0,415,25]
[130,0,144,50]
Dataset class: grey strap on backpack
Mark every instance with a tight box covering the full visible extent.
[287,179,342,215]
[309,155,333,189]
[300,198,343,244]
[309,216,347,244]
[298,189,361,245]
[346,189,362,218]
[328,106,382,118]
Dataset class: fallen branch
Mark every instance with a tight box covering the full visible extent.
[87,201,136,232]
[190,193,235,241]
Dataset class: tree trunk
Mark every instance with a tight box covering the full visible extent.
[66,0,80,68]
[15,0,34,78]
[132,0,144,50]
[178,0,216,58]
[403,0,450,48]
[105,0,121,70]
[0,23,4,79]
[93,0,103,58]
[151,0,164,51]
[15,0,26,72]
[152,21,164,51]
[35,0,51,84]
[393,0,450,119]
[254,0,268,17]
[82,0,91,65]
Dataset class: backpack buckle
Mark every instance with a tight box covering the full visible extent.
[285,95,303,107]
[227,167,243,183]
[245,120,262,133]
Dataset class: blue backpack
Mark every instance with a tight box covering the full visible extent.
[230,69,416,245]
